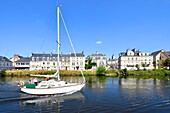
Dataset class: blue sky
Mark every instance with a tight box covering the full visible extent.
[0,0,170,58]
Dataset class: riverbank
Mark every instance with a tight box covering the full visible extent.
[1,69,170,79]
[126,69,170,79]
[5,70,96,76]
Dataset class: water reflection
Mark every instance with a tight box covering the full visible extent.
[1,76,170,113]
[20,92,85,106]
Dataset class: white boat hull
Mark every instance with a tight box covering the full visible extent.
[21,83,85,95]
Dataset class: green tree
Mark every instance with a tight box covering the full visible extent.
[85,58,97,69]
[96,66,106,76]
[0,70,6,77]
[163,58,170,70]
[135,64,140,71]
[142,63,146,70]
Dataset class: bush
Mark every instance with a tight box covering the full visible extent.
[0,70,6,77]
[96,66,106,76]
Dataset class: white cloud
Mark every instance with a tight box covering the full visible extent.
[96,41,102,45]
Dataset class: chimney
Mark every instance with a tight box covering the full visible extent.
[96,51,98,54]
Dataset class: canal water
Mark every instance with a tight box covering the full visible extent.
[0,76,170,113]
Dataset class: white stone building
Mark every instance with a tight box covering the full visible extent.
[0,56,13,70]
[86,51,107,69]
[29,52,85,71]
[15,57,31,70]
[107,54,118,70]
[118,49,153,70]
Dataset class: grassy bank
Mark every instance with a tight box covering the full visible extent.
[5,70,96,76]
[1,69,170,80]
[126,69,170,79]
[104,69,170,80]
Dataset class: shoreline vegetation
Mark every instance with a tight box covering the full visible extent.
[0,68,170,80]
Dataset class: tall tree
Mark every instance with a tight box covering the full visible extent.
[141,63,146,70]
[85,58,97,69]
[135,64,140,70]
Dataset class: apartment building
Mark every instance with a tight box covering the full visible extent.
[86,51,107,69]
[151,50,170,69]
[0,56,13,70]
[29,52,85,70]
[107,54,118,70]
[118,48,153,70]
[15,57,31,70]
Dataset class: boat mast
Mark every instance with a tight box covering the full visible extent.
[57,6,60,81]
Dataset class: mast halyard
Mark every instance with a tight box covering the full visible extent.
[57,6,60,81]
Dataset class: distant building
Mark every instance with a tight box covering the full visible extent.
[10,54,31,70]
[107,54,118,70]
[118,48,153,70]
[30,52,85,71]
[86,51,107,70]
[15,57,31,70]
[0,56,13,70]
[151,50,170,69]
[10,54,23,67]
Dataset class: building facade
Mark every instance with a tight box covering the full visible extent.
[29,52,85,71]
[107,54,118,70]
[118,49,153,70]
[15,57,31,70]
[0,56,13,70]
[86,51,107,69]
[151,50,170,69]
[10,54,23,67]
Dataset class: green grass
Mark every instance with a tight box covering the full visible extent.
[5,69,170,80]
[5,70,96,76]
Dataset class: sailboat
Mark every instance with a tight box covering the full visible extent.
[19,6,86,95]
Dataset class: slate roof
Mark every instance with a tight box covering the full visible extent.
[70,53,84,57]
[0,56,12,62]
[91,53,106,56]
[15,57,31,63]
[31,53,84,58]
[151,50,162,56]
[163,51,170,57]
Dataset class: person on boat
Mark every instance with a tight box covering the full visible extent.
[33,78,38,86]
[28,80,31,84]
[46,77,50,81]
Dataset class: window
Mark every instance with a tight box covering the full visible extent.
[47,57,49,61]
[72,62,75,66]
[21,63,25,65]
[53,62,55,66]
[36,57,39,61]
[53,57,56,61]
[16,63,20,65]
[42,57,46,61]
[80,62,83,65]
